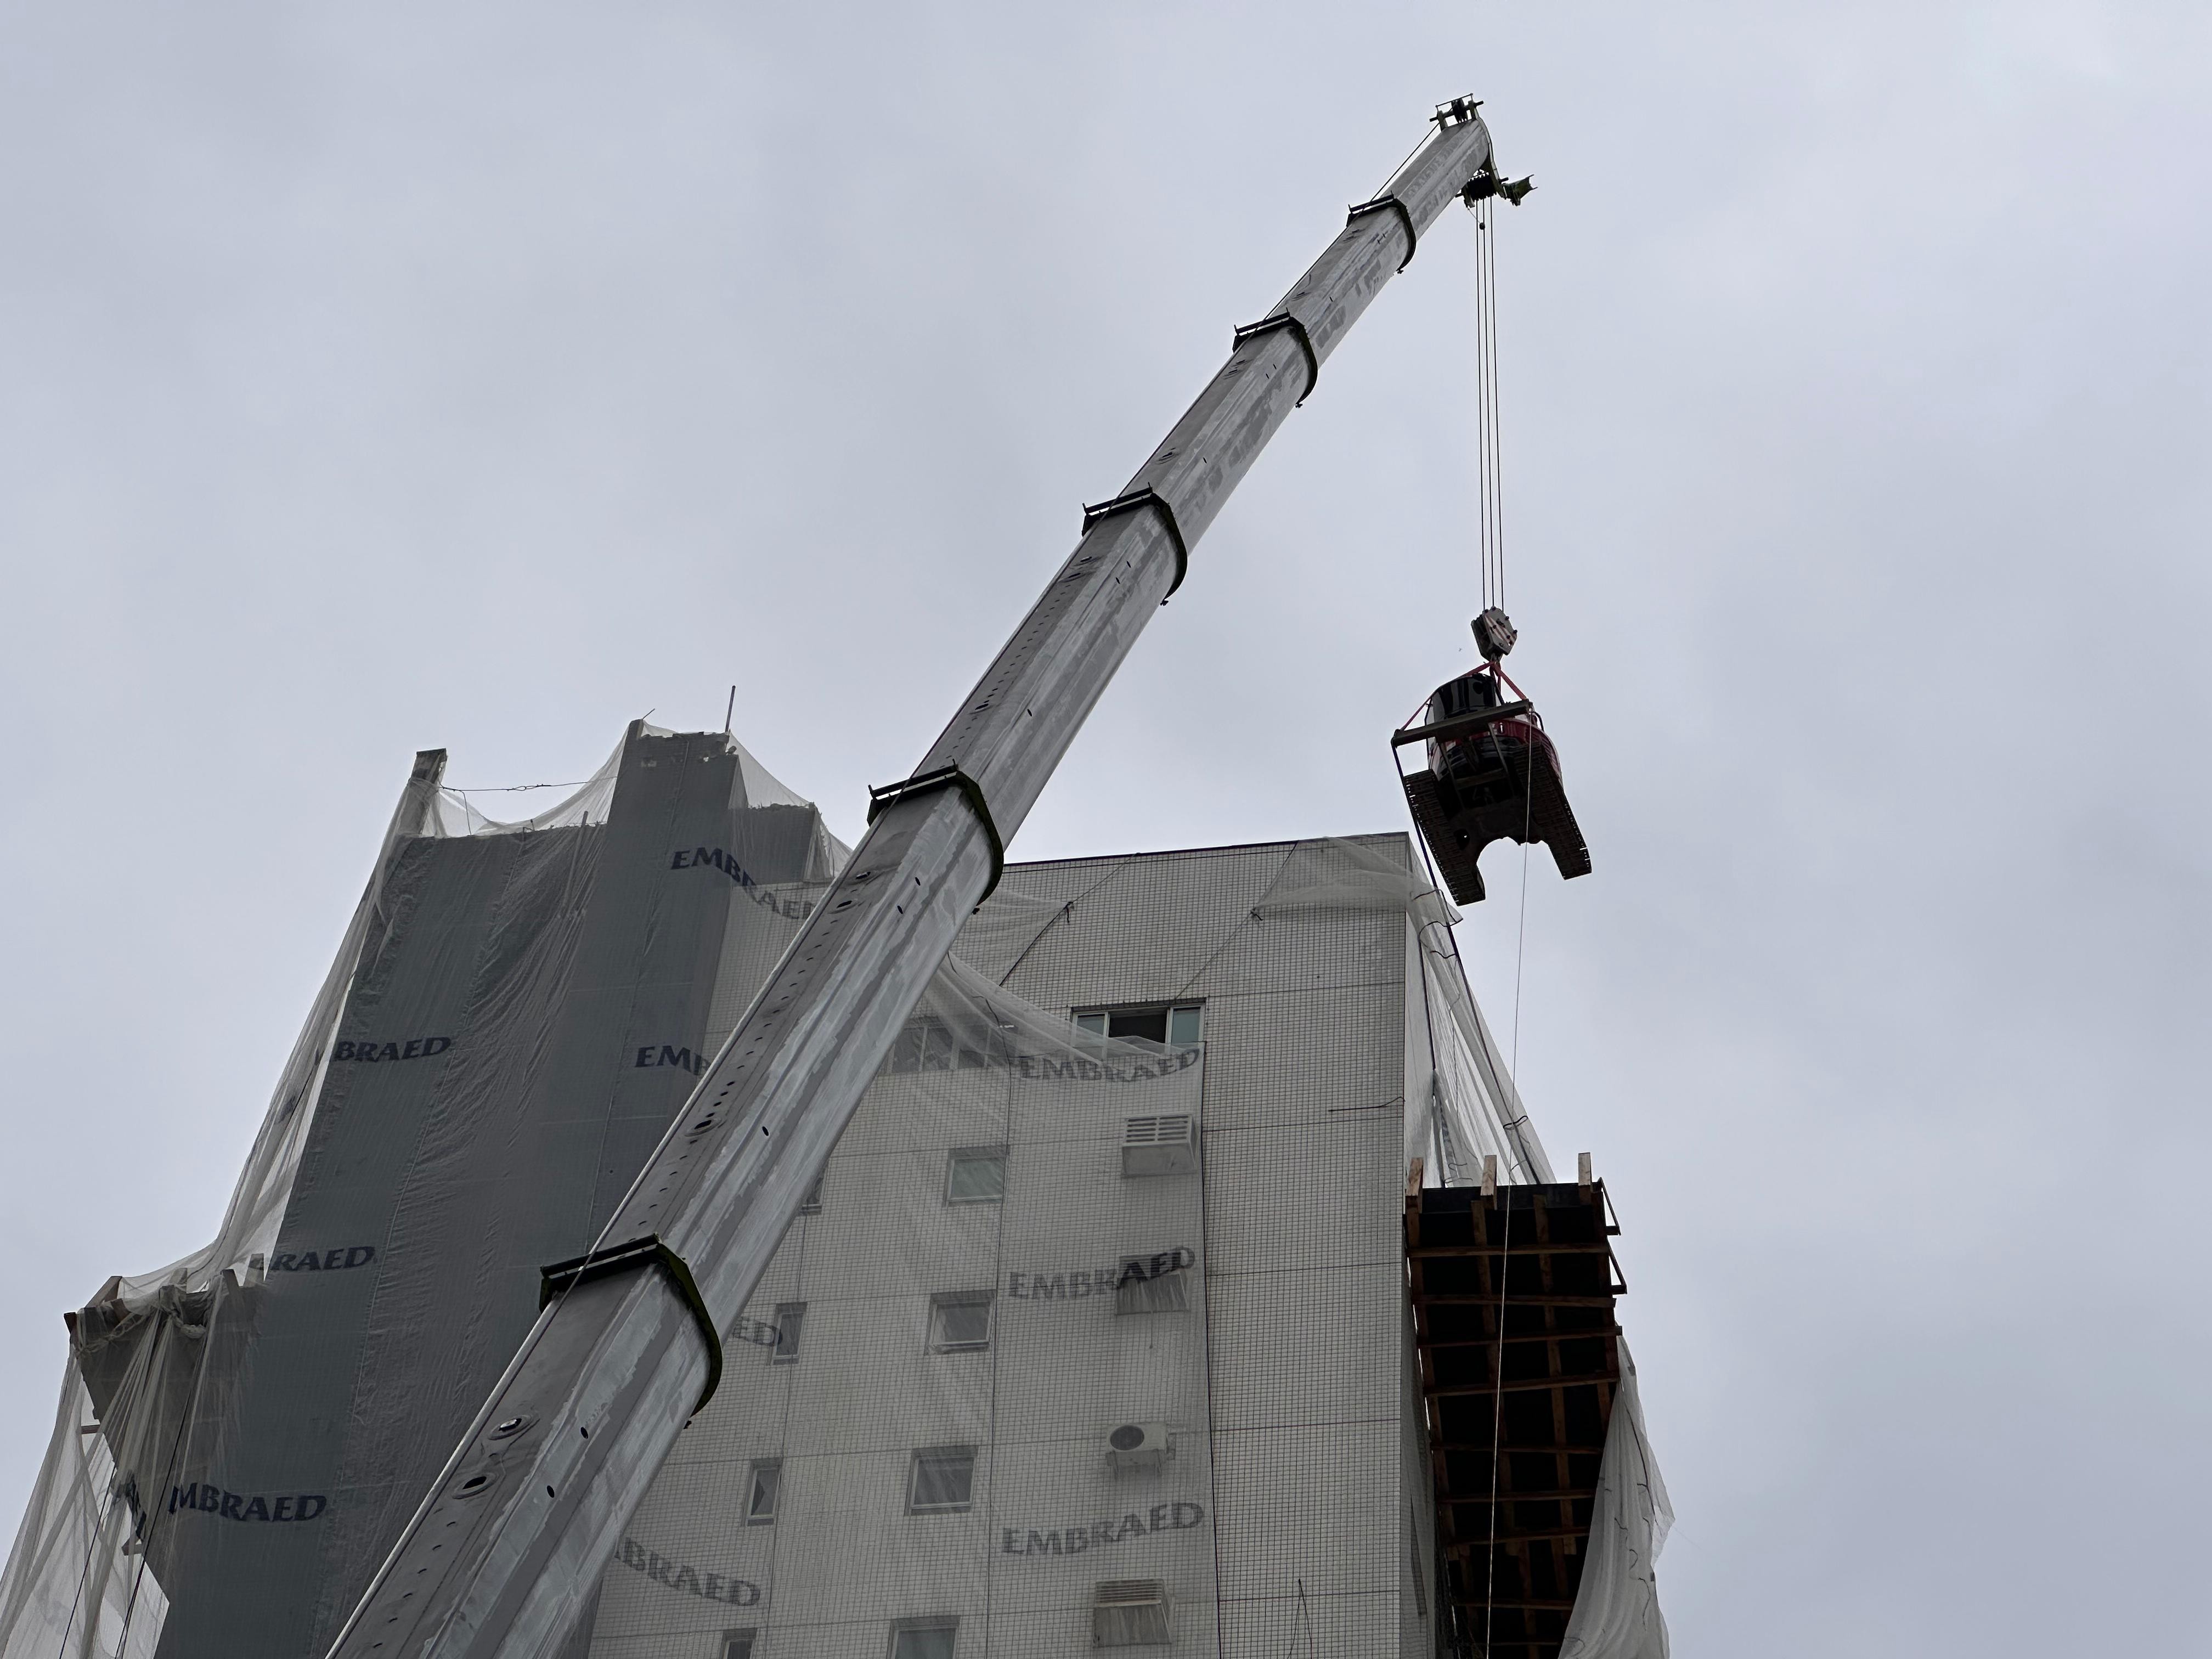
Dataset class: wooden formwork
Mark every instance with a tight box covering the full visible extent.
[1404,1179,1626,1658]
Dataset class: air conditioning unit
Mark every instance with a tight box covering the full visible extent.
[1104,1421,1175,1475]
[1120,1114,1198,1177]
[1092,1579,1171,1647]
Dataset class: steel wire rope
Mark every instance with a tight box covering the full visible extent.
[1469,189,1532,1659]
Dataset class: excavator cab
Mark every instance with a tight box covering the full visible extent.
[1397,611,1591,905]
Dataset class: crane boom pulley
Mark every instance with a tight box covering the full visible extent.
[325,98,1505,1659]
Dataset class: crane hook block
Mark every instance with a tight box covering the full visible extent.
[1472,607,1517,662]
[1396,668,1590,905]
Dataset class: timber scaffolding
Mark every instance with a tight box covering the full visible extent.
[1405,1176,1627,1658]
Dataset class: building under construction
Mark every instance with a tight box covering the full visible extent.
[0,99,1670,1659]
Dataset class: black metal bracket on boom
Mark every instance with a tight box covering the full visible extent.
[539,1238,722,1415]
[1232,313,1320,406]
[1081,486,1190,596]
[867,764,1006,901]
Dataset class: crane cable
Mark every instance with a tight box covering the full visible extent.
[1468,184,1537,1659]
[1471,196,1505,616]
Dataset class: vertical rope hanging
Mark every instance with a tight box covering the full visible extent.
[1472,203,1506,618]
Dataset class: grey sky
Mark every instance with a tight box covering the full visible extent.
[3,3,2207,1652]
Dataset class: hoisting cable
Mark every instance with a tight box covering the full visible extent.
[1471,193,1506,619]
[1469,175,1519,1659]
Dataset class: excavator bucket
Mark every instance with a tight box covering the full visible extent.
[1398,668,1591,905]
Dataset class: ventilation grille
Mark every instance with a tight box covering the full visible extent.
[1120,1115,1198,1177]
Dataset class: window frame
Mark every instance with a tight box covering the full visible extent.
[887,1617,960,1659]
[943,1145,1006,1205]
[928,1290,995,1354]
[905,1444,978,1515]
[719,1630,758,1659]
[744,1458,782,1526]
[1072,1002,1204,1046]
[771,1301,806,1363]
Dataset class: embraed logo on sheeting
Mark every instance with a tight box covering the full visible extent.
[883,1017,1200,1085]
[1001,1501,1206,1556]
[270,1245,376,1273]
[167,1484,327,1523]
[1008,1248,1193,1301]
[669,847,815,921]
[332,1037,451,1063]
[614,1537,759,1605]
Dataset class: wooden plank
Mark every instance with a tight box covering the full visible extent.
[1445,1526,1601,1548]
[1415,1327,1621,1347]
[1410,1292,1620,1307]
[1424,1369,1621,1398]
[1408,1240,1618,1257]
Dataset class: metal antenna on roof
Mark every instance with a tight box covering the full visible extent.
[723,686,736,737]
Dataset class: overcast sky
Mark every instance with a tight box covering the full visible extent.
[3,3,2208,1652]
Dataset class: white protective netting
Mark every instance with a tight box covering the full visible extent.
[0,764,1663,1659]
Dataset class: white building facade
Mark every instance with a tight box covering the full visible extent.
[586,832,1556,1659]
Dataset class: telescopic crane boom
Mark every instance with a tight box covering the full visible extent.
[328,97,1508,1659]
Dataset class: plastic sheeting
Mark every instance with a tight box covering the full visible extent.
[0,725,845,1659]
[1559,1347,1673,1659]
[1259,838,1667,1658]
[1253,837,1553,1186]
[593,936,1215,1654]
[1,761,1664,1658]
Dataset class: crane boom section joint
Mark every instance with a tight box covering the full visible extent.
[539,1237,721,1414]
[1231,313,1320,406]
[867,765,1006,901]
[1346,195,1420,271]
[1080,487,1190,596]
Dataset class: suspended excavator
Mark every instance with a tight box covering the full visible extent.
[1396,605,1592,906]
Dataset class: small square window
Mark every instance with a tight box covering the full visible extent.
[929,1292,994,1353]
[944,1147,1005,1204]
[906,1446,977,1514]
[720,1631,757,1659]
[745,1459,781,1525]
[889,1618,958,1659]
[799,1173,823,1215]
[772,1302,806,1362]
[1074,1011,1108,1036]
[1166,1005,1203,1046]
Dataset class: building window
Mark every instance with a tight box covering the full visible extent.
[906,1446,977,1514]
[1092,1580,1171,1646]
[944,1146,1005,1204]
[1114,1251,1193,1315]
[888,1618,958,1659]
[799,1173,823,1215]
[1074,1004,1203,1046]
[720,1631,757,1659]
[744,1459,781,1525]
[772,1302,806,1363]
[929,1291,994,1353]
